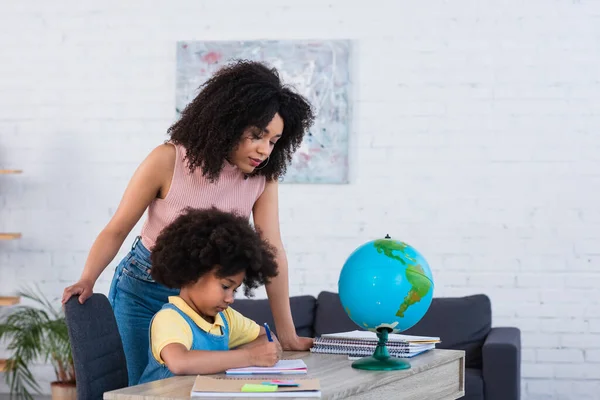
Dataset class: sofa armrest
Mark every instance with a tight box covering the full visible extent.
[482,327,521,400]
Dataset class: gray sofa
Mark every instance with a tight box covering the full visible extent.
[232,292,521,400]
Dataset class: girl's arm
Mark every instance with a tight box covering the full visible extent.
[252,180,314,351]
[61,143,176,304]
[160,336,280,375]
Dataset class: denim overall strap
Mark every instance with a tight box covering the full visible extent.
[165,303,230,350]
[137,303,230,384]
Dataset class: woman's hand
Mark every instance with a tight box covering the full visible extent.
[279,335,314,351]
[62,279,95,304]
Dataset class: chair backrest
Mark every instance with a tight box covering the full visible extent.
[64,293,128,400]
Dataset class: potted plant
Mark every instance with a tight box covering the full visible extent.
[0,286,75,400]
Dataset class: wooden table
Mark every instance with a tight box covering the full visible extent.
[104,349,465,400]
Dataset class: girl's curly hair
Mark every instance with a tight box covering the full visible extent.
[169,59,315,182]
[150,207,279,297]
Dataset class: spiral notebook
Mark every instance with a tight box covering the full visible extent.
[311,330,440,358]
[320,330,440,343]
[190,376,321,398]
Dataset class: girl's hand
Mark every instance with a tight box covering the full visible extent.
[238,331,283,359]
[247,340,281,367]
[271,332,284,359]
[62,279,94,304]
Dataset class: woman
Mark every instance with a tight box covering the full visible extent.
[62,60,315,385]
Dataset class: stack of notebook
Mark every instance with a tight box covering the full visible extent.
[310,330,440,358]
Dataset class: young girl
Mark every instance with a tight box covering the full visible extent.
[137,207,282,384]
[61,60,315,385]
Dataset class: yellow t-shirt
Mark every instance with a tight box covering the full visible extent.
[150,296,260,364]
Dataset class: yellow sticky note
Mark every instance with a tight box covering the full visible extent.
[241,384,278,392]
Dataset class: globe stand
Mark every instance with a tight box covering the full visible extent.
[351,328,411,371]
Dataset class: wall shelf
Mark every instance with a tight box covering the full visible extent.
[0,296,20,306]
[0,170,22,174]
[0,233,21,240]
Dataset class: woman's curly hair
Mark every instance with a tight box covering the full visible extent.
[169,59,315,182]
[150,207,279,297]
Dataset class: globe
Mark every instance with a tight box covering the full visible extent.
[338,234,434,370]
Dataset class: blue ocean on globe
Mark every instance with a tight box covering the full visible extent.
[338,236,434,333]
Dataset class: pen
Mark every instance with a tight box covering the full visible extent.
[264,322,273,342]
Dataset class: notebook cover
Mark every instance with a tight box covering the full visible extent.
[191,376,321,394]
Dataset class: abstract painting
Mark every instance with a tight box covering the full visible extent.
[175,40,351,184]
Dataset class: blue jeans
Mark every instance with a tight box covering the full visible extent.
[108,236,179,386]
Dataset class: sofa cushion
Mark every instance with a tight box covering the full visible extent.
[314,291,364,336]
[230,295,316,338]
[404,294,492,369]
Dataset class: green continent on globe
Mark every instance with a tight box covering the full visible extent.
[372,239,431,318]
[395,264,432,318]
[373,239,410,265]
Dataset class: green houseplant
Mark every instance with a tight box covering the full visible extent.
[0,286,75,400]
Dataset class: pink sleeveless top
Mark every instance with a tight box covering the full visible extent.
[140,143,266,250]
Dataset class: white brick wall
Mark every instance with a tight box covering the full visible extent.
[1,1,599,398]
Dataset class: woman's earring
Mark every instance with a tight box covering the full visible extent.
[254,156,269,170]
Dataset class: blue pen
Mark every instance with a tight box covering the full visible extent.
[264,322,273,342]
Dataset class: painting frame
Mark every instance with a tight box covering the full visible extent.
[175,39,352,184]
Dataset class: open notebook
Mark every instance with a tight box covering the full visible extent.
[311,330,440,358]
[226,359,308,375]
[191,376,321,398]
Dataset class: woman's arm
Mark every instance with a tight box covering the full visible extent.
[252,180,313,351]
[61,143,176,304]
